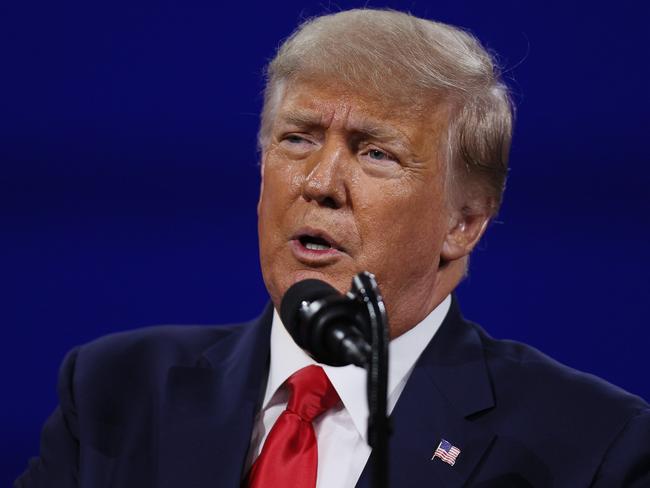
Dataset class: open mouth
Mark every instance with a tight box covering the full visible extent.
[298,234,333,251]
[290,229,344,264]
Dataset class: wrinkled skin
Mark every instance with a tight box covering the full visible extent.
[258,79,489,338]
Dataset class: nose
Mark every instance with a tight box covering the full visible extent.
[302,140,349,209]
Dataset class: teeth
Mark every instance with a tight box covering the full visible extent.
[305,242,331,251]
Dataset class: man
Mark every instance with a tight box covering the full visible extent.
[16,9,650,488]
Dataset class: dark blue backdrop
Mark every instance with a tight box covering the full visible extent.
[2,1,649,484]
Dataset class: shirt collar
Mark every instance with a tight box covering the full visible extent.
[264,295,451,441]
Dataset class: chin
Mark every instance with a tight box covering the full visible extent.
[293,269,350,290]
[270,267,352,303]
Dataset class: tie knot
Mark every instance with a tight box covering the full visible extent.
[285,365,340,422]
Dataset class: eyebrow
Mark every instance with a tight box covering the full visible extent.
[277,110,323,129]
[277,109,408,143]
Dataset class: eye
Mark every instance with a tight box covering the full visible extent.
[278,133,316,157]
[361,146,398,166]
[279,133,314,149]
[368,149,388,160]
[285,134,306,144]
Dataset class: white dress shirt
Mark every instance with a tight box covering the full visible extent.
[245,295,451,488]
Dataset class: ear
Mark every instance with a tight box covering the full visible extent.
[440,199,493,263]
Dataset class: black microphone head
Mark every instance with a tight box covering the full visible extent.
[280,277,371,367]
[280,279,339,338]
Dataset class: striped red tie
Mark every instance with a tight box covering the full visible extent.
[247,365,340,488]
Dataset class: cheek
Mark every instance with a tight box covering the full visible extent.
[357,181,447,269]
[258,157,305,252]
[261,154,304,208]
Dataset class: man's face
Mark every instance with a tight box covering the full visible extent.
[258,79,455,337]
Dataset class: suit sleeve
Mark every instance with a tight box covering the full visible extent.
[14,348,81,488]
[591,407,650,487]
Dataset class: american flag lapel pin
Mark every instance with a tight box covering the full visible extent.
[431,439,461,466]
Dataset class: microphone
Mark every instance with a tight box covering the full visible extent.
[280,278,371,367]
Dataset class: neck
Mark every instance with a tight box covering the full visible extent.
[389,256,466,339]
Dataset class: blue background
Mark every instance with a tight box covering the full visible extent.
[2,0,648,483]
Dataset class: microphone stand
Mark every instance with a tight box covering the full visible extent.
[351,272,390,488]
[283,272,391,487]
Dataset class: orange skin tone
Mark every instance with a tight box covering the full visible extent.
[258,79,490,338]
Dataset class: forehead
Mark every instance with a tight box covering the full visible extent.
[274,78,450,142]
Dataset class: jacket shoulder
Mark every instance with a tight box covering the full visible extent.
[468,322,650,484]
[15,319,261,487]
[77,323,236,368]
[475,322,648,413]
[63,319,257,410]
[473,322,648,441]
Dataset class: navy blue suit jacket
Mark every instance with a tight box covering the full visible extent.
[16,298,650,487]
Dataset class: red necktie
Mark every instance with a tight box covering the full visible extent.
[247,365,340,488]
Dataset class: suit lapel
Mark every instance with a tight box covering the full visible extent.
[357,296,496,488]
[158,305,273,488]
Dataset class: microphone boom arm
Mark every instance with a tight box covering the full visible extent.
[351,272,390,488]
